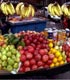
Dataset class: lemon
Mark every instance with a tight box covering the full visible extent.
[55,51,61,57]
[58,56,63,62]
[49,43,53,48]
[55,62,60,67]
[50,48,56,53]
[59,61,65,65]
[50,63,55,68]
[53,58,58,63]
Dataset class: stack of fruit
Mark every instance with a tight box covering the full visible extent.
[47,2,70,17]
[0,2,15,15]
[47,2,62,17]
[15,31,66,73]
[0,45,20,72]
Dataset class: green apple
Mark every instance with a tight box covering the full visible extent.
[3,66,7,70]
[6,52,12,57]
[15,58,20,63]
[1,55,7,61]
[10,45,15,50]
[12,55,16,60]
[2,51,7,55]
[1,48,5,52]
[5,47,9,51]
[16,52,20,58]
[11,49,16,55]
[2,61,7,67]
[8,58,14,65]
[13,63,19,69]
[7,65,13,71]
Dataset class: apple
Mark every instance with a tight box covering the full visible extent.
[34,50,39,56]
[49,54,55,60]
[47,60,52,65]
[37,61,44,67]
[42,55,49,62]
[66,58,70,62]
[8,58,14,65]
[26,53,33,59]
[19,67,24,72]
[44,64,49,68]
[31,65,38,70]
[2,61,7,67]
[39,49,46,55]
[28,46,34,53]
[35,54,41,61]
[25,67,30,72]
[6,52,12,57]
[20,55,26,62]
[13,63,19,69]
[39,37,43,42]
[19,50,25,55]
[30,59,36,65]
[17,46,23,50]
[1,55,7,61]
[7,65,13,71]
[24,60,30,67]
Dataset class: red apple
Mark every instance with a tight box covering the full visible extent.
[39,37,43,42]
[37,45,42,49]
[44,64,49,68]
[28,46,34,53]
[39,49,46,56]
[25,40,31,45]
[26,53,33,59]
[30,59,36,65]
[24,67,30,72]
[19,67,24,72]
[19,50,24,55]
[42,55,49,62]
[34,50,39,55]
[24,60,30,67]
[38,66,43,69]
[66,58,70,62]
[49,54,55,60]
[31,65,38,70]
[35,54,41,61]
[20,55,26,62]
[17,46,23,50]
[37,61,44,67]
[47,60,52,65]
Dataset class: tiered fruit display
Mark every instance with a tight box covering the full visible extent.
[0,2,15,15]
[62,43,70,63]
[48,2,62,17]
[0,45,20,72]
[16,2,35,18]
[15,31,66,73]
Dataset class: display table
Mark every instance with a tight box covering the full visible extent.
[8,17,47,33]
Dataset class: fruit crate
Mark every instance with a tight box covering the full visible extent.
[7,17,47,33]
[0,63,70,79]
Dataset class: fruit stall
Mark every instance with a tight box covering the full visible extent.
[0,0,70,79]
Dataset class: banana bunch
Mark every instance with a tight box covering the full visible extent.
[61,4,70,17]
[0,2,15,15]
[16,2,35,18]
[48,3,62,17]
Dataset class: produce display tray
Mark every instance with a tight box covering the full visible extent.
[7,17,47,33]
[0,63,70,79]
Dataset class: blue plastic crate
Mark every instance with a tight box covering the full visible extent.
[8,19,47,33]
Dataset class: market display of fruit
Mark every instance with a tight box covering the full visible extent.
[0,30,70,74]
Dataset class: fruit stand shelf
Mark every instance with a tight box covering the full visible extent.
[7,17,47,33]
[0,63,70,79]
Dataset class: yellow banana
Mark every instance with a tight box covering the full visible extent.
[1,2,8,15]
[48,3,54,13]
[16,2,24,15]
[50,6,56,16]
[20,5,26,18]
[9,3,15,14]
